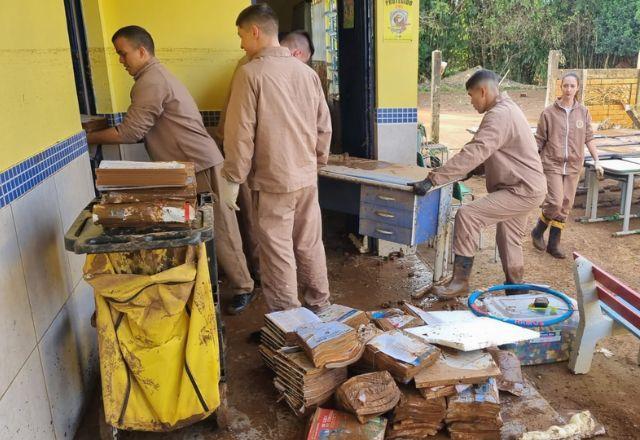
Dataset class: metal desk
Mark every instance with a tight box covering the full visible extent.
[581,159,640,236]
[318,156,453,281]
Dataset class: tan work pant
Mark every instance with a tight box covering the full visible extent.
[253,185,331,312]
[453,190,545,283]
[196,165,254,295]
[237,182,261,277]
[542,172,581,225]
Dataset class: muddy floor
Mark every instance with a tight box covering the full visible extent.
[76,88,640,439]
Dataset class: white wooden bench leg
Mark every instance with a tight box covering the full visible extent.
[570,316,615,374]
[568,256,615,374]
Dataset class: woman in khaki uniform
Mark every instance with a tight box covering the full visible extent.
[531,73,603,258]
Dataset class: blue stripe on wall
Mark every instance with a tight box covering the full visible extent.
[0,131,88,208]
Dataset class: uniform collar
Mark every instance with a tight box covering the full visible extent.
[487,92,509,111]
[253,46,292,59]
[554,98,578,111]
[134,57,160,80]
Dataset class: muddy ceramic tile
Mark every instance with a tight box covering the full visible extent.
[0,205,37,395]
[12,179,72,339]
[0,349,55,439]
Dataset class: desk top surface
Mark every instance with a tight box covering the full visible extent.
[319,155,430,191]
[598,159,640,173]
[623,157,640,166]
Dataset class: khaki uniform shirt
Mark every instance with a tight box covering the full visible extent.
[116,58,223,172]
[222,47,332,193]
[535,99,594,175]
[430,93,546,198]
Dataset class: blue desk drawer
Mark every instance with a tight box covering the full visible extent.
[360,186,415,211]
[359,218,414,245]
[359,203,414,228]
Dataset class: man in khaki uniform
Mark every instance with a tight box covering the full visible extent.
[86,26,255,313]
[213,29,316,282]
[410,70,547,298]
[220,4,332,312]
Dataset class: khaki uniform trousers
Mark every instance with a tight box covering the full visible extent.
[253,185,331,312]
[541,172,581,225]
[237,182,261,277]
[453,190,545,283]
[196,165,254,295]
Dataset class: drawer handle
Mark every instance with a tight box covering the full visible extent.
[377,195,396,201]
[375,210,395,219]
[375,228,395,235]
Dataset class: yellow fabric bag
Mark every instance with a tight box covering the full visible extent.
[84,244,220,431]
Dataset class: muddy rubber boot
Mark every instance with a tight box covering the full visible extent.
[530,218,549,251]
[504,267,528,295]
[546,226,566,259]
[430,255,474,299]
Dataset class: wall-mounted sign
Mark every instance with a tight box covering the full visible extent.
[343,0,355,29]
[383,0,413,41]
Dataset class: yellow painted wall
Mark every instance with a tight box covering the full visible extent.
[375,0,420,108]
[83,0,251,113]
[0,1,81,171]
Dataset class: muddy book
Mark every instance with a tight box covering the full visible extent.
[96,160,193,189]
[418,384,457,400]
[316,304,370,329]
[367,308,424,332]
[413,349,501,389]
[264,307,321,348]
[335,371,401,423]
[306,408,387,440]
[360,330,440,383]
[92,199,196,227]
[294,321,364,368]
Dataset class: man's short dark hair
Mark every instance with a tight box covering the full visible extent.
[465,69,500,90]
[112,25,155,55]
[280,30,315,58]
[236,4,279,35]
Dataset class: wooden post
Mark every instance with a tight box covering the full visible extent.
[580,69,588,104]
[545,50,561,107]
[430,50,442,144]
[635,51,640,107]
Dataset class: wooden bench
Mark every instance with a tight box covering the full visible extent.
[569,252,640,374]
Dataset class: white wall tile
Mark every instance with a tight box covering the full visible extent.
[12,179,72,340]
[54,153,95,288]
[54,153,95,231]
[40,306,85,440]
[375,123,419,165]
[0,349,55,440]
[0,206,38,396]
[120,142,150,162]
[66,281,99,390]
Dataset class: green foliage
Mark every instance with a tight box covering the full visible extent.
[419,0,640,85]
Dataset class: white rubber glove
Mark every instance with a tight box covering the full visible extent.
[594,161,604,180]
[219,179,240,211]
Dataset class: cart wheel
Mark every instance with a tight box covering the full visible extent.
[214,382,230,430]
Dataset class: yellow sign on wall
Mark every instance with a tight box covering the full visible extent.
[383,0,413,41]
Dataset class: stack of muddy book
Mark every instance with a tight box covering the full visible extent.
[92,160,197,228]
[413,348,501,399]
[446,377,503,439]
[387,386,447,438]
[259,307,366,416]
[272,347,347,416]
